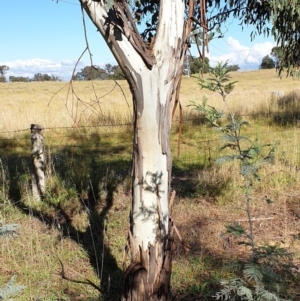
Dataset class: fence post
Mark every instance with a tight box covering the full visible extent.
[30,124,45,200]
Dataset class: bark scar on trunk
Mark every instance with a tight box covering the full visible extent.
[123,262,147,300]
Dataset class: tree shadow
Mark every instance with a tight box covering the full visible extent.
[1,128,241,301]
[171,198,300,300]
[272,91,300,126]
[250,91,300,127]
[2,139,132,300]
[171,161,231,200]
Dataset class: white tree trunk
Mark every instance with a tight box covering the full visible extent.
[131,70,171,249]
[80,1,186,299]
[127,71,176,301]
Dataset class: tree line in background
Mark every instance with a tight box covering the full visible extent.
[0,65,62,83]
[185,55,240,75]
[72,63,125,80]
[0,63,125,82]
[0,58,241,83]
[0,50,284,83]
[0,63,124,82]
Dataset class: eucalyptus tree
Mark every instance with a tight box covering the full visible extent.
[260,55,275,69]
[78,0,300,300]
[0,65,9,82]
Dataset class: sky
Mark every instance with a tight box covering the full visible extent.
[0,0,276,81]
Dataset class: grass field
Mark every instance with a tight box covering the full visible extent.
[0,68,298,131]
[1,69,300,300]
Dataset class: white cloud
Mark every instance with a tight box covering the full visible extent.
[208,37,275,70]
[1,58,91,81]
[1,37,274,80]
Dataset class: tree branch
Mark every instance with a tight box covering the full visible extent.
[57,256,107,296]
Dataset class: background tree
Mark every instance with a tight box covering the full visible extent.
[77,1,300,300]
[260,55,275,69]
[270,1,300,70]
[9,76,30,82]
[189,28,217,76]
[0,65,9,83]
[104,63,114,75]
[227,64,240,72]
[74,65,108,80]
[72,64,124,80]
[189,56,210,75]
[271,46,283,68]
[111,65,125,80]
[32,73,61,81]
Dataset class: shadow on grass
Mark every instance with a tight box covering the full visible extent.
[2,139,132,300]
[271,91,300,127]
[172,161,231,200]
[244,91,300,127]
[1,130,241,301]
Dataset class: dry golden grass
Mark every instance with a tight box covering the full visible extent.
[0,81,133,132]
[0,208,99,300]
[0,69,298,132]
[182,69,300,116]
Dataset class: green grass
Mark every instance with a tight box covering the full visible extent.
[1,72,300,300]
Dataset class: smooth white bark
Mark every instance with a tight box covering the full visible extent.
[80,0,185,254]
[131,0,185,250]
[132,70,170,248]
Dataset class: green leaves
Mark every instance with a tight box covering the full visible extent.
[198,61,238,102]
[131,0,299,73]
[216,249,294,300]
[192,59,296,301]
[269,0,300,73]
[226,221,246,237]
[188,97,224,127]
[215,278,254,301]
[243,263,263,284]
[189,62,278,185]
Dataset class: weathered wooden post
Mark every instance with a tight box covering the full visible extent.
[30,124,45,200]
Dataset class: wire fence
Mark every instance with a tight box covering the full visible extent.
[0,114,300,164]
[0,111,300,137]
[0,117,300,145]
[1,116,300,203]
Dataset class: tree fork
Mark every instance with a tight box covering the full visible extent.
[80,1,188,300]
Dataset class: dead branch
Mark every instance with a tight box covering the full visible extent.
[57,256,106,296]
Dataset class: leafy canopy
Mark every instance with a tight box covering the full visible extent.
[131,0,300,70]
[260,55,275,69]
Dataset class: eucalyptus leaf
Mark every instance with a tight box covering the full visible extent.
[226,222,246,237]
